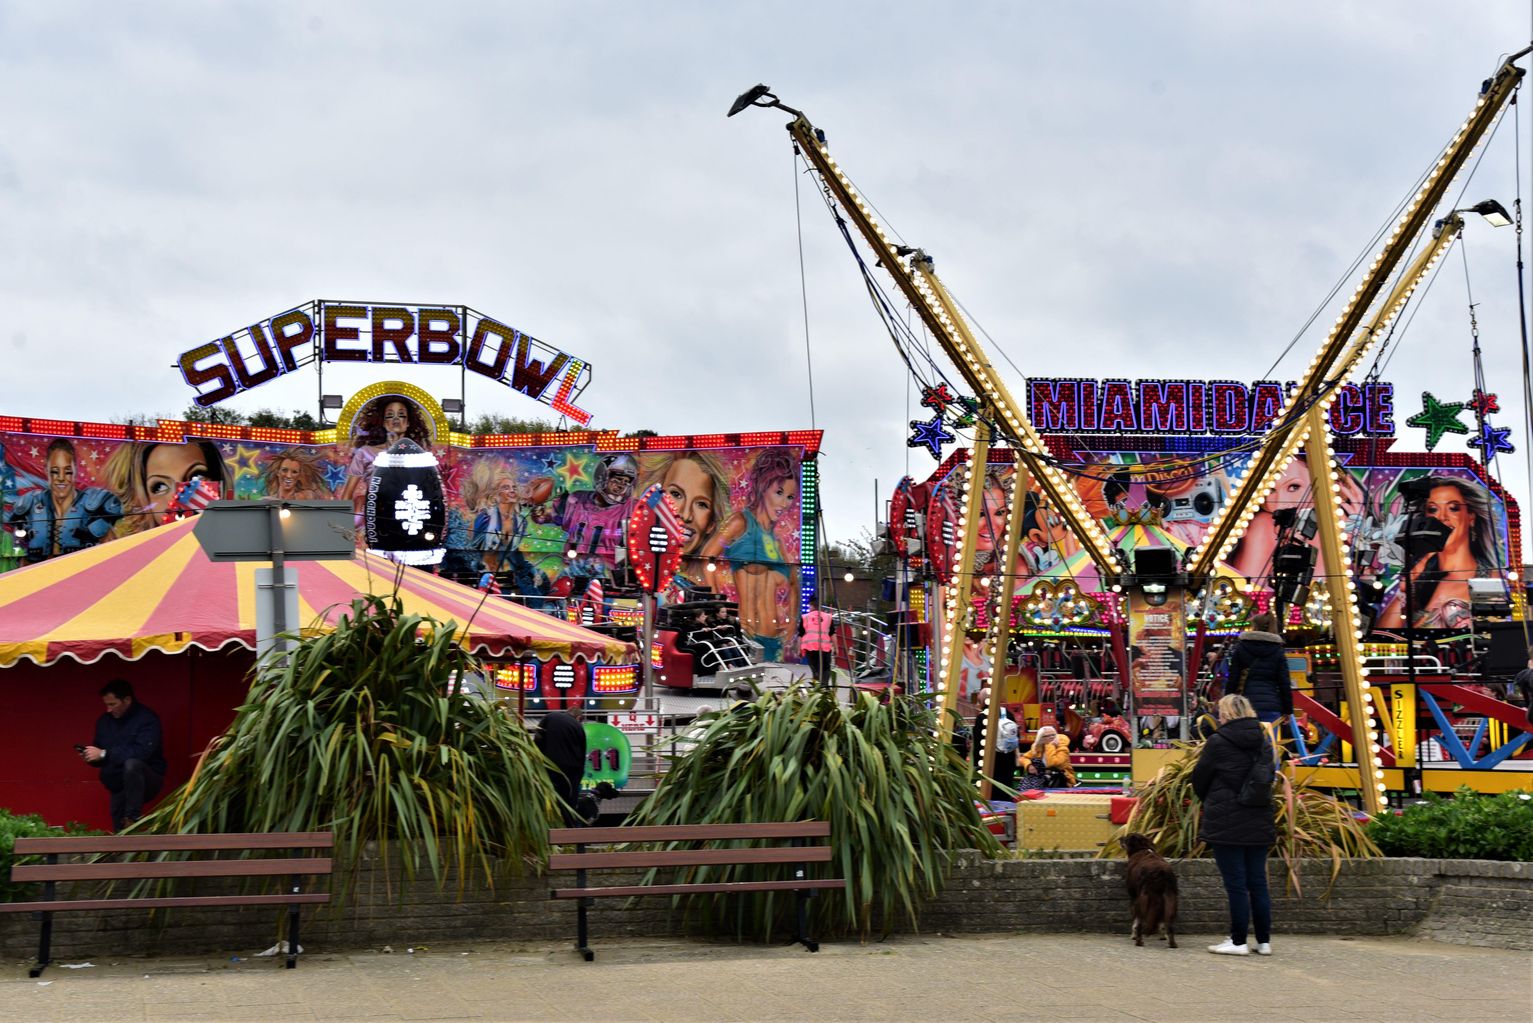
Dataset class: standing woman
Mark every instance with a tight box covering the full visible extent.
[1225,611,1292,726]
[1191,693,1277,957]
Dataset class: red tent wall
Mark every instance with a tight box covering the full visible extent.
[0,648,255,831]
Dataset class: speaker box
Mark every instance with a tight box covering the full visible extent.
[1481,621,1532,675]
[1135,547,1179,580]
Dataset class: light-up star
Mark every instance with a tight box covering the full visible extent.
[1466,421,1515,457]
[1406,392,1470,450]
[554,450,599,492]
[1470,389,1500,417]
[908,414,955,459]
[920,384,956,414]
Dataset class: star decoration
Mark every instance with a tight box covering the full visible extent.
[321,459,350,493]
[919,384,956,414]
[1406,391,1470,450]
[908,414,955,459]
[1466,421,1515,457]
[554,450,599,492]
[1470,389,1500,417]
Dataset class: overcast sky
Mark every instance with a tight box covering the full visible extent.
[3,3,1532,553]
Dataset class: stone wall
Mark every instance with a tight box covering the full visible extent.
[3,853,1528,963]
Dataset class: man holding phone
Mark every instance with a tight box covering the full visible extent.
[79,679,165,831]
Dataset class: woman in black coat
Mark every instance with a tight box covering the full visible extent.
[1225,612,1292,725]
[1191,694,1277,957]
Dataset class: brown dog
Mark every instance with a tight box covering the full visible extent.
[1124,832,1178,949]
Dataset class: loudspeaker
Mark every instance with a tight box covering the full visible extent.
[1135,547,1179,580]
[1480,622,1532,675]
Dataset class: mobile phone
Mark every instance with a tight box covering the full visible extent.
[73,744,85,753]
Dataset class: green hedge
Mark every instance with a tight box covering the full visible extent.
[1367,789,1533,862]
[0,810,99,902]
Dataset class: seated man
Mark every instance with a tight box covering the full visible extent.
[80,679,167,832]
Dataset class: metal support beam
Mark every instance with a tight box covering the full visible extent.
[979,461,1030,799]
[937,423,992,740]
[1304,407,1384,816]
[1191,56,1524,578]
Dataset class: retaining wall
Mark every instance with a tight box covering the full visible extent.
[3,852,1528,964]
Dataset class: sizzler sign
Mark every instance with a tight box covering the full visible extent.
[176,301,595,425]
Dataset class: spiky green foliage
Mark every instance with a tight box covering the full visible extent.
[136,594,557,893]
[1100,741,1380,895]
[625,685,1003,938]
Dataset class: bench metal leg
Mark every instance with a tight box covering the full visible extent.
[286,864,302,969]
[789,845,819,953]
[31,910,53,978]
[575,847,594,961]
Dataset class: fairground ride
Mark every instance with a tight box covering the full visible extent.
[731,43,1533,814]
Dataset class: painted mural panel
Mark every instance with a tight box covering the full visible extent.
[0,424,809,658]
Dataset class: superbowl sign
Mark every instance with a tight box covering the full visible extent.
[175,301,596,425]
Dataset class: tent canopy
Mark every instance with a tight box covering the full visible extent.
[0,517,630,668]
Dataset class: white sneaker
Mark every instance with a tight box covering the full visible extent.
[1207,940,1249,956]
[1253,942,1272,956]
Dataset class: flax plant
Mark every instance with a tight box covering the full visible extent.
[136,594,557,897]
[625,685,1003,939]
[1100,741,1380,895]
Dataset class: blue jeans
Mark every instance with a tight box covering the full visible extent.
[1211,844,1272,945]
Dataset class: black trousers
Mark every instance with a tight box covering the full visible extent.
[104,758,163,832]
[805,650,833,685]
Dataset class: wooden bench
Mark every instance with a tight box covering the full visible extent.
[0,832,333,977]
[547,821,846,961]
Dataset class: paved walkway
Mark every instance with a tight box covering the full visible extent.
[3,932,1529,1022]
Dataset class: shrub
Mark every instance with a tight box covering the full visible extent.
[625,685,1003,939]
[1100,740,1380,895]
[1368,788,1533,861]
[136,593,558,895]
[0,810,98,902]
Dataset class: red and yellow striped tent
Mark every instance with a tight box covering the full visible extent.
[0,516,630,667]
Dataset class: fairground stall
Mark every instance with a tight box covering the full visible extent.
[0,299,822,826]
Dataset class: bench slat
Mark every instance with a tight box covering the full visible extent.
[549,846,831,871]
[14,833,334,854]
[0,892,331,914]
[12,857,332,883]
[552,878,847,899]
[548,821,830,844]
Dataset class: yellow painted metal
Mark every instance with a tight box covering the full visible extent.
[938,425,992,740]
[979,463,1030,799]
[1132,746,1192,787]
[783,117,1119,578]
[1390,683,1417,769]
[1289,765,1406,793]
[1422,770,1533,794]
[1190,55,1525,579]
[1305,410,1383,816]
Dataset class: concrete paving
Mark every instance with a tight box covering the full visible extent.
[2,932,1529,1023]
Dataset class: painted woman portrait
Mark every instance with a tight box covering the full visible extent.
[460,457,554,575]
[1375,475,1502,631]
[337,395,434,515]
[637,450,732,567]
[6,438,122,561]
[702,450,799,660]
[261,448,331,501]
[1227,454,1364,584]
[101,440,228,538]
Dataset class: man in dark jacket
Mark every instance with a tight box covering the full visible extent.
[1225,612,1292,725]
[80,679,166,831]
[534,710,587,825]
[1191,694,1278,956]
[1514,645,1533,725]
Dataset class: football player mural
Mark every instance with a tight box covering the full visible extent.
[0,394,814,656]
